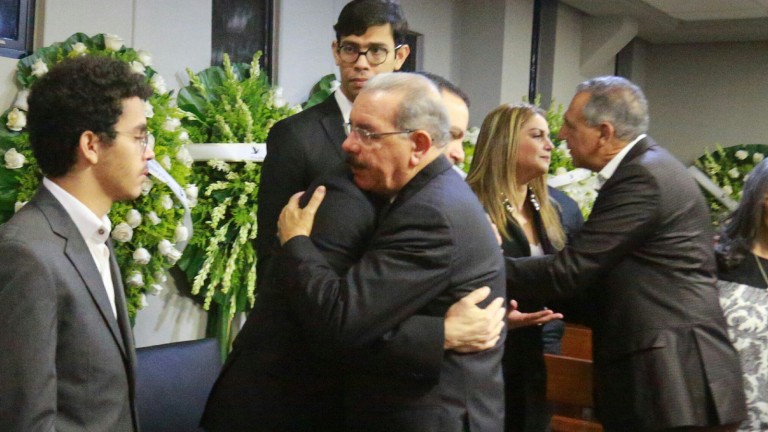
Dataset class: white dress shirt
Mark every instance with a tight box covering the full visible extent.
[596,134,647,190]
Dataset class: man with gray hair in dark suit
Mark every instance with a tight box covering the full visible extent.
[505,75,747,432]
[279,72,506,431]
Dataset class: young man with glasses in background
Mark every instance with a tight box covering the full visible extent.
[256,0,411,281]
[0,55,154,432]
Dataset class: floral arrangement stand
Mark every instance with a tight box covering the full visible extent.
[693,144,768,224]
[0,32,193,318]
[176,52,299,359]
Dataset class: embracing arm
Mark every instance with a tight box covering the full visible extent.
[0,238,58,431]
[507,165,659,301]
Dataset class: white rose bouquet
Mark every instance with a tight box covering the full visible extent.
[0,32,192,317]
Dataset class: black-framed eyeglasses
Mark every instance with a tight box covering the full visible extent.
[344,122,414,146]
[337,43,404,65]
[115,131,155,154]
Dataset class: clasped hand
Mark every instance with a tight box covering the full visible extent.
[277,186,326,245]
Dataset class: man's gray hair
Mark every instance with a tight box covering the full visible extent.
[576,76,649,142]
[363,72,451,147]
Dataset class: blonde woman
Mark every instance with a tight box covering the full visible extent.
[467,103,583,432]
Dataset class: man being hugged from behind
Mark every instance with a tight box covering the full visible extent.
[0,56,155,431]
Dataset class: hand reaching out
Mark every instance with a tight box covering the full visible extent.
[507,299,563,329]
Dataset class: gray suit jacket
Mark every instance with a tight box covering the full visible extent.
[506,138,747,430]
[0,186,138,432]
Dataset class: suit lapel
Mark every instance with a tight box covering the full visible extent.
[317,96,348,162]
[109,239,135,363]
[35,187,129,358]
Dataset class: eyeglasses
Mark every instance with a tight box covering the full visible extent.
[344,122,414,146]
[115,131,155,154]
[336,43,403,66]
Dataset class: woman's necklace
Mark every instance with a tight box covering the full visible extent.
[753,253,768,287]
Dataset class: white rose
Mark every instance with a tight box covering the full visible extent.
[12,89,29,111]
[132,247,151,265]
[160,194,173,210]
[728,168,740,179]
[158,239,173,255]
[125,209,142,228]
[147,284,164,296]
[144,101,155,119]
[129,61,146,75]
[31,59,48,78]
[174,225,189,243]
[157,239,183,264]
[127,271,145,287]
[147,211,161,226]
[753,153,764,163]
[4,148,26,169]
[14,201,27,212]
[104,34,124,51]
[178,130,191,143]
[722,185,733,195]
[153,271,168,284]
[162,116,181,132]
[735,150,748,160]
[185,184,199,200]
[137,49,153,66]
[141,178,154,195]
[6,108,27,132]
[71,42,87,55]
[139,294,149,308]
[160,155,172,170]
[176,147,193,168]
[151,74,167,94]
[111,222,134,243]
[185,183,198,207]
[271,87,287,108]
[164,247,183,265]
[555,166,568,176]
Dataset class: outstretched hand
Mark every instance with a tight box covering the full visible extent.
[507,299,563,329]
[444,286,506,353]
[277,186,326,246]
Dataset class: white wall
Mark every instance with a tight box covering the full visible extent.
[643,41,768,164]
[551,3,616,111]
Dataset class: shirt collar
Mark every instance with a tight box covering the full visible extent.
[334,88,353,124]
[43,177,111,244]
[596,134,647,189]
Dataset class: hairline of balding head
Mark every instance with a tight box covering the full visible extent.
[577,76,650,142]
[362,72,451,148]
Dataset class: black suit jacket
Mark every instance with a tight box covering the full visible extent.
[0,187,137,432]
[256,95,347,281]
[203,155,449,430]
[505,138,747,430]
[282,157,506,432]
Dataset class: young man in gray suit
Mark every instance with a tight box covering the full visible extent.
[504,76,747,431]
[279,73,506,431]
[0,56,155,431]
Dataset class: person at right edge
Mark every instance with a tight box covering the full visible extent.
[715,158,768,431]
[504,75,747,432]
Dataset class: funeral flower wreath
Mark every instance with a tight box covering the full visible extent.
[0,33,193,317]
